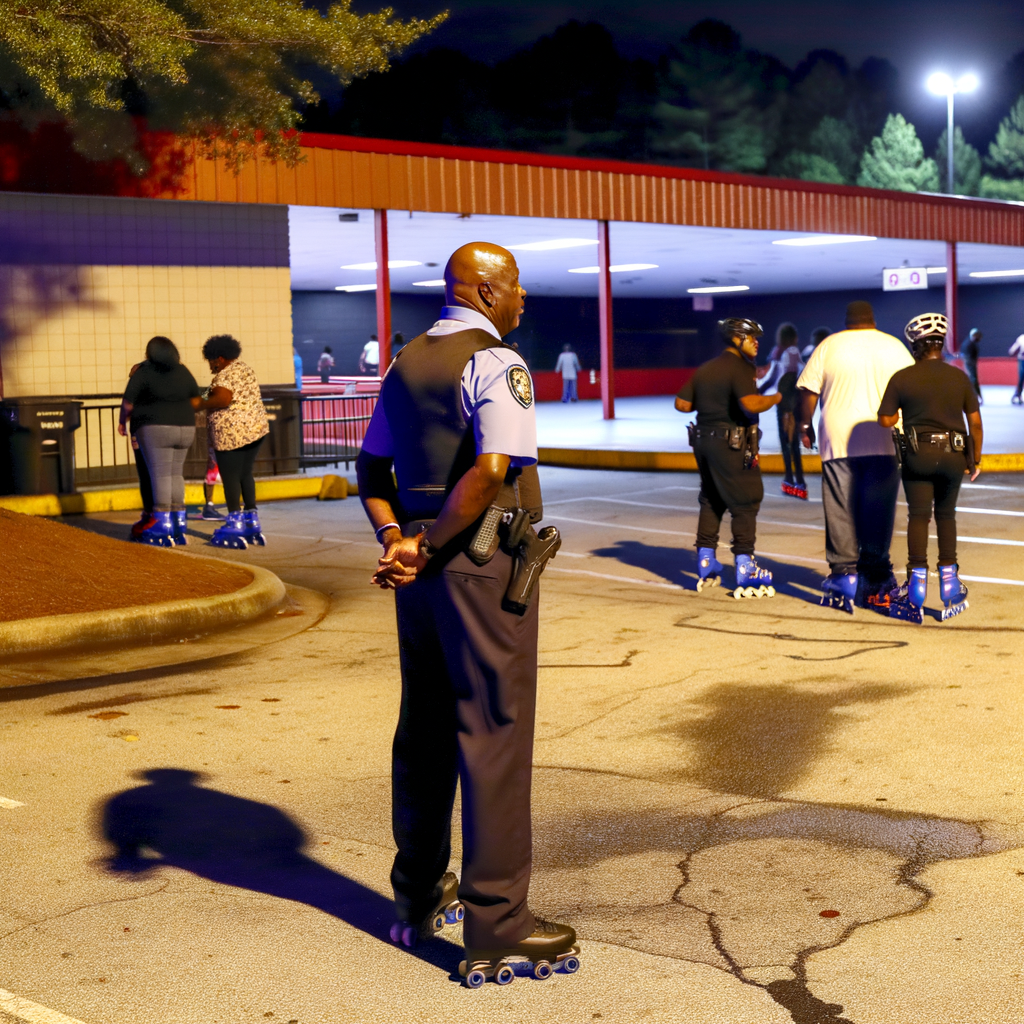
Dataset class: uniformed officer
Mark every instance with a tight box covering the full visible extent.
[675,318,781,597]
[878,312,982,623]
[355,242,578,985]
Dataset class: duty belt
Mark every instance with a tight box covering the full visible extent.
[915,430,966,453]
[690,426,742,440]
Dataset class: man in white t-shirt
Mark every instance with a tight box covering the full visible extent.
[797,300,914,612]
[359,334,380,375]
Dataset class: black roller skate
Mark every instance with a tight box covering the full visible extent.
[461,918,580,988]
[860,572,898,612]
[389,871,464,949]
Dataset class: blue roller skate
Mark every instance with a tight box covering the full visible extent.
[134,511,176,548]
[209,511,249,550]
[939,564,969,621]
[820,572,857,614]
[888,568,927,624]
[696,546,723,592]
[171,509,188,546]
[242,509,266,546]
[733,554,775,599]
[390,871,464,949]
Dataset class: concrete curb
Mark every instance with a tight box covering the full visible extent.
[0,475,337,517]
[539,447,1024,474]
[0,558,286,659]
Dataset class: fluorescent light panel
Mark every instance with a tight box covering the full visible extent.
[412,279,446,287]
[772,234,877,246]
[969,269,1024,278]
[688,285,750,294]
[340,260,422,270]
[926,266,947,273]
[567,263,659,274]
[506,239,598,251]
[335,283,377,292]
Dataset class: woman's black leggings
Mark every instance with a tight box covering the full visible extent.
[215,437,264,513]
[901,447,966,569]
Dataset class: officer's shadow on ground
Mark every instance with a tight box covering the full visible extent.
[591,539,826,604]
[98,768,462,975]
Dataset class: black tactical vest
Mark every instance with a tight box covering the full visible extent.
[380,327,542,522]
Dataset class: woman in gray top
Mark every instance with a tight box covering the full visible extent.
[119,336,200,547]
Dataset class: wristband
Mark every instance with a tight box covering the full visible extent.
[375,522,400,544]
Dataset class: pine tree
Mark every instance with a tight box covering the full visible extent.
[0,0,442,170]
[857,113,939,192]
[934,126,981,195]
[979,95,1024,200]
[651,20,787,174]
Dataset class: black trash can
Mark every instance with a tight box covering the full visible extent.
[0,398,82,495]
[257,389,301,476]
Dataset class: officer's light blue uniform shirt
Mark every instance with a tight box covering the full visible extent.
[361,306,538,468]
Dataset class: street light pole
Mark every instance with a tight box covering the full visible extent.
[927,72,978,195]
[946,90,955,196]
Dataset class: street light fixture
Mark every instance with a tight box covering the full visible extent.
[926,72,979,194]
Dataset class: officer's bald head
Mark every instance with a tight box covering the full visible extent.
[444,242,526,338]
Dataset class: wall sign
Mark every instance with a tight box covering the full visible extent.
[882,267,929,291]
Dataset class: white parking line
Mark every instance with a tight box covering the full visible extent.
[961,574,1024,586]
[0,989,89,1024]
[547,566,683,591]
[0,796,25,809]
[954,506,1024,517]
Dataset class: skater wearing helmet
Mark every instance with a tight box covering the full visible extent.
[878,313,982,623]
[797,301,914,613]
[675,318,781,598]
[356,242,578,987]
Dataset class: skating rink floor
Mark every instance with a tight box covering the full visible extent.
[537,385,1024,454]
[2,467,1024,1024]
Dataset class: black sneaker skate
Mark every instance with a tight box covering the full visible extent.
[390,871,463,948]
[460,918,580,988]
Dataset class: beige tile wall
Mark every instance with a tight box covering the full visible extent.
[0,265,294,397]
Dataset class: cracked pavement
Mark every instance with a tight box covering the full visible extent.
[1,467,1023,1023]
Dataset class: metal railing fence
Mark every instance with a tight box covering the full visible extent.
[69,390,378,488]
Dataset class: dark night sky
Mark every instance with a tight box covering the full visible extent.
[382,0,1024,144]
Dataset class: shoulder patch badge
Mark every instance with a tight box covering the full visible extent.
[506,365,534,408]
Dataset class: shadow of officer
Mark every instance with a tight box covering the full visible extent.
[100,768,461,972]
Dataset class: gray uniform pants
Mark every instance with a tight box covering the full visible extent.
[391,547,538,950]
[135,424,196,511]
[821,455,900,580]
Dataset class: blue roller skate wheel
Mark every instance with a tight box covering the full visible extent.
[560,955,581,974]
[494,964,515,985]
[532,961,553,980]
[465,969,487,989]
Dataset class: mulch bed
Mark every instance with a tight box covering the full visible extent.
[0,509,253,622]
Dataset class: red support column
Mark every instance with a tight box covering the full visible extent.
[375,209,392,373]
[597,219,615,420]
[945,240,959,356]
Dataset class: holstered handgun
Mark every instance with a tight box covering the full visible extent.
[503,525,561,616]
[891,428,906,468]
[906,425,919,454]
[686,422,696,448]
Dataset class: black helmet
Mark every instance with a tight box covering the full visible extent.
[718,318,763,343]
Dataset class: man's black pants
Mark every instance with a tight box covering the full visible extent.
[392,548,538,950]
[902,447,966,569]
[821,455,900,580]
[694,437,764,556]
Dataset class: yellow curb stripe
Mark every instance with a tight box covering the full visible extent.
[539,448,1024,474]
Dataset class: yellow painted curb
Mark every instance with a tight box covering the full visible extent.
[540,448,1021,474]
[0,557,286,659]
[0,476,344,516]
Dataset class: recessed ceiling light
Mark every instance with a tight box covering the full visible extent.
[339,260,422,270]
[926,266,947,273]
[335,284,377,292]
[567,263,659,274]
[687,285,750,294]
[772,235,877,246]
[506,239,598,251]
[412,279,446,287]
[969,269,1024,277]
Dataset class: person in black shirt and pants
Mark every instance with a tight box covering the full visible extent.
[878,313,983,623]
[675,318,782,597]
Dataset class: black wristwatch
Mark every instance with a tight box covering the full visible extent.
[418,535,439,561]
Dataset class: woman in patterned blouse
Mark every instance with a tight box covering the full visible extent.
[191,334,270,548]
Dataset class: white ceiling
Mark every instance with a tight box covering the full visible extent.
[287,205,1024,298]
